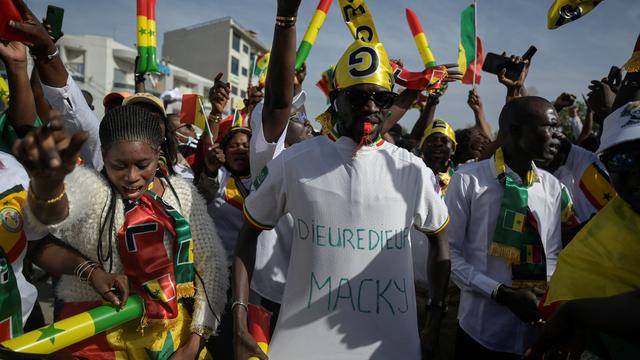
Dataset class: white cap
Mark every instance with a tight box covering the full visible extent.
[597,100,640,154]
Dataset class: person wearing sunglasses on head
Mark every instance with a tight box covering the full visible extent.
[526,101,640,360]
[231,1,461,359]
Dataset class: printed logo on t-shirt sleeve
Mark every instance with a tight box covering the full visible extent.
[252,166,269,191]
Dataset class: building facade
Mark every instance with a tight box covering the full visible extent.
[163,17,268,110]
[55,35,214,119]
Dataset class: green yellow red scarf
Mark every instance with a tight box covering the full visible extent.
[491,148,547,289]
[117,191,195,324]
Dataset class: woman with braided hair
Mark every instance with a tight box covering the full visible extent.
[15,105,228,359]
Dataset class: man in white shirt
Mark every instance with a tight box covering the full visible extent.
[232,1,453,359]
[447,96,565,358]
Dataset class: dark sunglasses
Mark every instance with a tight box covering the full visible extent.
[344,89,398,109]
[175,123,194,131]
[601,151,640,172]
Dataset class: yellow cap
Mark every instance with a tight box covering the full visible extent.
[333,40,394,91]
[420,119,457,150]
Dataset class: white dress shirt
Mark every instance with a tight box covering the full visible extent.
[41,74,103,170]
[445,157,564,355]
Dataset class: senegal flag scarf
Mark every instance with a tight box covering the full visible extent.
[117,191,195,325]
[0,185,29,341]
[436,160,456,196]
[491,148,547,289]
[0,247,21,341]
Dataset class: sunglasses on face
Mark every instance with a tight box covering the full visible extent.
[344,89,398,109]
[601,151,640,172]
[175,123,194,131]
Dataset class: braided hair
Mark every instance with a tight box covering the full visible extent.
[97,105,163,271]
[99,105,163,151]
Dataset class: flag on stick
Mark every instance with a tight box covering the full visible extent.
[457,4,484,85]
[254,52,270,87]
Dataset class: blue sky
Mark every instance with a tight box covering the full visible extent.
[27,0,639,131]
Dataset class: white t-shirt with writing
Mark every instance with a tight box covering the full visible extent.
[244,136,449,359]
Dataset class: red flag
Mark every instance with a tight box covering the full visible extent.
[461,36,484,85]
[179,94,198,125]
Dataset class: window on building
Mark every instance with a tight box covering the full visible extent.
[231,57,239,76]
[231,86,238,95]
[241,90,247,99]
[65,48,85,83]
[113,68,134,90]
[242,44,249,54]
[241,67,248,76]
[232,32,240,52]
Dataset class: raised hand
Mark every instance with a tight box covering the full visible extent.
[467,88,483,113]
[586,78,616,119]
[0,41,27,65]
[294,62,307,87]
[204,143,225,177]
[209,72,231,116]
[440,63,463,83]
[497,53,530,93]
[13,112,88,190]
[277,0,302,16]
[554,92,576,111]
[247,86,265,108]
[7,0,55,54]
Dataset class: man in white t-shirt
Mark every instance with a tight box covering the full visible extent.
[231,1,454,359]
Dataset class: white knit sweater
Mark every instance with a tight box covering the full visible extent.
[24,166,228,334]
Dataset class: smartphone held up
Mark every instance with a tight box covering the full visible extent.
[482,46,537,81]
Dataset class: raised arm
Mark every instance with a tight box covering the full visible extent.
[467,88,492,140]
[262,0,302,142]
[10,0,103,169]
[9,0,68,87]
[0,41,37,137]
[30,66,52,125]
[497,52,530,103]
[409,94,439,143]
[12,114,87,225]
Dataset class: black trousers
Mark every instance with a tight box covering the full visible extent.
[455,325,522,360]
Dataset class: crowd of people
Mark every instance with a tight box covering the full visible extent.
[0,0,638,359]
